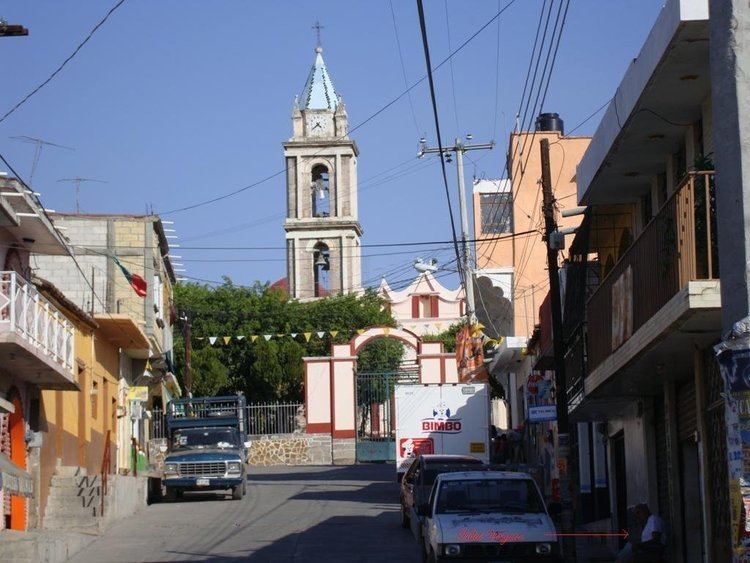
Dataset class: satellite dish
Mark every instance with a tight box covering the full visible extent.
[414,258,438,273]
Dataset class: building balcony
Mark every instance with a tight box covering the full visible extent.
[0,271,76,390]
[571,171,720,417]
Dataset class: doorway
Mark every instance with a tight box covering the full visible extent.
[680,441,704,562]
[7,393,26,531]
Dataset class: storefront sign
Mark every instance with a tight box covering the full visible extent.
[127,386,148,402]
[528,405,557,422]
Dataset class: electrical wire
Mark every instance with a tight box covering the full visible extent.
[444,0,461,136]
[416,0,466,294]
[0,0,128,126]
[388,0,422,137]
[159,0,520,216]
[0,150,145,348]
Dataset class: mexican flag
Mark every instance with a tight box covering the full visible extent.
[113,257,147,297]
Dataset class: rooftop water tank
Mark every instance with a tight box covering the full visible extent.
[535,112,564,134]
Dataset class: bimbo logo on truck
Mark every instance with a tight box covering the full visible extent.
[421,401,463,434]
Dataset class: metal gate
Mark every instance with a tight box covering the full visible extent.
[356,368,419,462]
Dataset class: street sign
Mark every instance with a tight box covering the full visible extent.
[127,386,148,402]
[528,405,557,423]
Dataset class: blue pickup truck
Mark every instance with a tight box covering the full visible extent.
[162,396,249,501]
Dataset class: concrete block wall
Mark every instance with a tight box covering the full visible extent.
[33,217,109,314]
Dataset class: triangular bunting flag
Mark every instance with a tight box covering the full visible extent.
[290,333,298,338]
[383,327,391,336]
[196,337,205,341]
[316,331,325,338]
[263,334,272,341]
[208,337,218,345]
[250,335,259,343]
[304,332,312,342]
[330,330,339,338]
[276,333,285,338]
[223,336,232,345]
[236,335,246,341]
[356,329,365,335]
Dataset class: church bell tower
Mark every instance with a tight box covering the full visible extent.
[283,44,362,300]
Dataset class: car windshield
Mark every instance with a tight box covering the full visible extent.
[172,428,239,451]
[423,463,484,487]
[436,478,545,514]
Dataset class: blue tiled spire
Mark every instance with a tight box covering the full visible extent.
[299,47,339,110]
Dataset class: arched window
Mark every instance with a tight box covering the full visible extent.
[313,242,330,297]
[311,165,330,218]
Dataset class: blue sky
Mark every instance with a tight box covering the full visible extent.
[0,0,662,290]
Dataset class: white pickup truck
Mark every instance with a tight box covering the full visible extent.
[417,470,562,562]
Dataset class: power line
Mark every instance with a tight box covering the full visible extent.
[416,0,465,300]
[444,0,461,135]
[159,0,520,216]
[0,0,128,126]
[388,0,422,136]
[565,98,611,136]
[2,228,538,253]
[0,150,144,349]
[477,0,570,269]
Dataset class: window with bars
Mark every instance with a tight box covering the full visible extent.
[480,193,513,234]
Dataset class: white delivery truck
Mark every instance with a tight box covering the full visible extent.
[395,383,490,479]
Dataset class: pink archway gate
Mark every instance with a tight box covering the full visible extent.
[302,326,458,464]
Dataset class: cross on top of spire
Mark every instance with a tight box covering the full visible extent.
[312,21,324,51]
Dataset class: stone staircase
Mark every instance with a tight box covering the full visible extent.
[43,466,103,534]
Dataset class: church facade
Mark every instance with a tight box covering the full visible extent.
[282,46,362,300]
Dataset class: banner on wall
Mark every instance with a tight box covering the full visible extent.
[525,370,556,423]
[456,325,488,383]
[716,322,750,560]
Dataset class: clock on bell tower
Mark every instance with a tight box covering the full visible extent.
[283,44,362,301]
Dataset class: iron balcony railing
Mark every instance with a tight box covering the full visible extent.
[586,171,717,373]
[0,270,74,372]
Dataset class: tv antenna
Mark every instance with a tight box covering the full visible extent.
[57,177,107,213]
[10,135,74,186]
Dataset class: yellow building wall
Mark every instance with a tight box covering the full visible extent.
[39,315,120,523]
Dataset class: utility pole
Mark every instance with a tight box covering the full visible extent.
[418,135,494,322]
[57,177,107,213]
[540,137,574,561]
[182,313,192,397]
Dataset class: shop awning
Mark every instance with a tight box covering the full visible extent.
[0,453,33,497]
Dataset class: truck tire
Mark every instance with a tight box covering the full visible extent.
[164,486,177,501]
[232,484,244,500]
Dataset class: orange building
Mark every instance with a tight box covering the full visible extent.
[472,114,590,429]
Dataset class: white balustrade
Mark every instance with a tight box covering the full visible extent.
[0,271,74,372]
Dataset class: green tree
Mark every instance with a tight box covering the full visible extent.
[173,282,398,402]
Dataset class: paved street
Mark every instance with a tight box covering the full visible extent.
[69,464,419,562]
